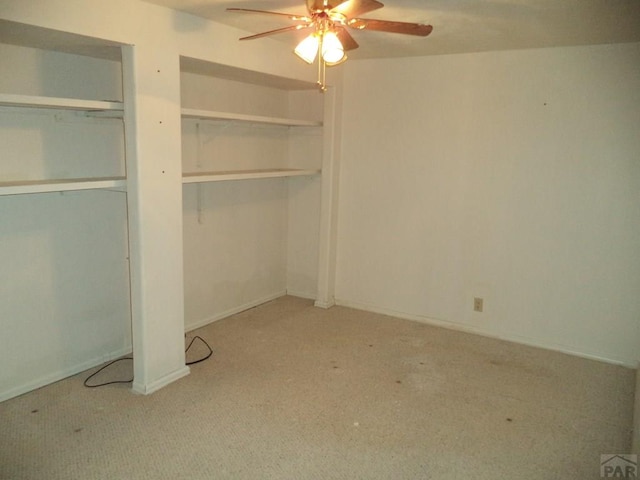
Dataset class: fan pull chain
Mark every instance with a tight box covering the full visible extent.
[317,34,327,92]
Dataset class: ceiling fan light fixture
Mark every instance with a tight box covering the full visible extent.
[321,30,345,64]
[294,33,320,64]
[229,1,433,92]
[324,53,347,67]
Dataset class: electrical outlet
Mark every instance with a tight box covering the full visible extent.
[473,297,484,312]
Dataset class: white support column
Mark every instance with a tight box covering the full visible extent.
[315,85,342,309]
[122,44,189,394]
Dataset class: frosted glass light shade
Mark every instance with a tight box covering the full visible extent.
[294,34,319,64]
[321,31,344,64]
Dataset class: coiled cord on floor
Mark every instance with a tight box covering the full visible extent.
[84,335,213,388]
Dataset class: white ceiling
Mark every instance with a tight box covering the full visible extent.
[142,0,640,59]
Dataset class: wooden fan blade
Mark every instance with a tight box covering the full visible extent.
[348,18,433,36]
[335,26,359,51]
[331,0,384,18]
[227,8,310,23]
[239,24,313,41]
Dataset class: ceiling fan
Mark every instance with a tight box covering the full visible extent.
[228,0,433,91]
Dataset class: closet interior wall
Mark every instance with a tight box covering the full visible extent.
[0,42,131,401]
[180,68,324,332]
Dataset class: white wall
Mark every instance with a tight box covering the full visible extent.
[337,42,640,366]
[183,179,289,329]
[287,174,322,299]
[286,90,324,299]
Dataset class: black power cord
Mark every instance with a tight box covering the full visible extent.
[83,357,133,388]
[184,335,213,365]
[84,335,213,388]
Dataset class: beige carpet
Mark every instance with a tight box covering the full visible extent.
[0,296,635,479]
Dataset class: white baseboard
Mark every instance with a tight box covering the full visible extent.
[286,289,316,301]
[314,298,336,309]
[0,345,132,403]
[132,365,190,396]
[185,290,287,332]
[335,298,636,369]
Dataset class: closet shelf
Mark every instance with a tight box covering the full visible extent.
[181,108,322,127]
[0,177,126,196]
[182,168,320,183]
[0,93,123,112]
